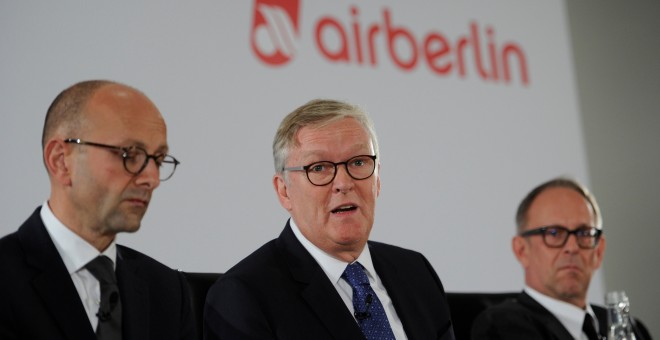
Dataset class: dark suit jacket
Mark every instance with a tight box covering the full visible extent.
[471,291,652,340]
[204,221,455,340]
[0,207,196,340]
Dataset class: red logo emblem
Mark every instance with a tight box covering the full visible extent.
[250,0,301,66]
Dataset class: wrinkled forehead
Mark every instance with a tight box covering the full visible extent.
[292,119,374,153]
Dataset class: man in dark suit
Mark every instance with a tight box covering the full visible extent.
[0,80,194,340]
[204,99,455,340]
[471,178,652,340]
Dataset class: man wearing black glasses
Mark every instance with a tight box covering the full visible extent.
[472,178,651,340]
[204,99,455,340]
[0,80,194,339]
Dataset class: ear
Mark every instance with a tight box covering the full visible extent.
[512,235,530,268]
[375,163,381,197]
[593,235,606,269]
[44,139,72,186]
[273,174,292,211]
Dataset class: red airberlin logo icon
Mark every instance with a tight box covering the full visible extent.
[251,0,300,66]
[250,1,530,86]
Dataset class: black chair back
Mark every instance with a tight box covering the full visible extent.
[446,292,518,339]
[181,271,222,339]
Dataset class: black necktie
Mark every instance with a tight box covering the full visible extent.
[86,256,122,340]
[582,313,600,340]
[342,262,396,340]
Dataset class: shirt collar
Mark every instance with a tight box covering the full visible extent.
[41,201,117,274]
[525,286,598,339]
[289,217,373,284]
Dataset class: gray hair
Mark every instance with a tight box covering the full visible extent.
[272,99,379,173]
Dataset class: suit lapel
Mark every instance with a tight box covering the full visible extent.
[592,305,608,337]
[369,244,422,339]
[19,209,96,340]
[116,246,150,340]
[278,223,365,339]
[518,292,575,339]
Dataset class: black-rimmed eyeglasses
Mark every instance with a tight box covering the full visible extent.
[64,138,180,181]
[520,225,603,249]
[282,155,377,186]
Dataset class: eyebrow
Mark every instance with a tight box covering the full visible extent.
[121,139,169,154]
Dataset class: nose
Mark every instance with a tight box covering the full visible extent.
[562,233,580,253]
[135,158,161,189]
[332,164,354,193]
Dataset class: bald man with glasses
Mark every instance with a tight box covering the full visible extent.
[0,80,194,340]
[471,177,652,340]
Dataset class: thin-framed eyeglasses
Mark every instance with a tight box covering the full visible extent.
[282,154,377,186]
[64,138,180,181]
[520,225,603,249]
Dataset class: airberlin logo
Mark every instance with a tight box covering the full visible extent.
[250,0,530,86]
[251,0,300,66]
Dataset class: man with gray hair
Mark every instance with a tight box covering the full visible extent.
[205,99,455,339]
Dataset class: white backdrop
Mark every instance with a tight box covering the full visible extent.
[0,1,603,301]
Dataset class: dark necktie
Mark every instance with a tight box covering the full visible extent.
[342,262,396,340]
[86,255,122,340]
[582,313,600,340]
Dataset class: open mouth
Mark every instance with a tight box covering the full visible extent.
[331,205,357,214]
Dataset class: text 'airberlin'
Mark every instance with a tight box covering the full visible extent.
[251,1,530,86]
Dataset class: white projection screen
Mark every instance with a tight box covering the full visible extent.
[0,1,603,301]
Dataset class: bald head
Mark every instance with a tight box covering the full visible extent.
[42,80,157,148]
[42,80,168,250]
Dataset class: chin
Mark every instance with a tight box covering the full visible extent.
[335,226,368,241]
[557,283,586,300]
[333,232,367,248]
[113,219,142,234]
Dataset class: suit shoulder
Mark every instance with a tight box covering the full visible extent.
[368,240,424,257]
[0,230,19,252]
[205,239,283,308]
[0,231,24,271]
[221,239,280,278]
[0,208,41,255]
[477,297,529,317]
[472,298,548,339]
[117,244,178,274]
[367,240,432,268]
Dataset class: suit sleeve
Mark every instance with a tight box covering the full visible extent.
[421,254,456,340]
[203,275,274,340]
[0,290,18,340]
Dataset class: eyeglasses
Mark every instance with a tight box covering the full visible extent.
[64,138,180,181]
[520,225,603,249]
[282,155,377,186]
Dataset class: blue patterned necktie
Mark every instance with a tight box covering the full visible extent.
[342,262,396,340]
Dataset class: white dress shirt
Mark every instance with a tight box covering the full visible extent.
[40,202,117,330]
[290,218,408,339]
[525,286,600,340]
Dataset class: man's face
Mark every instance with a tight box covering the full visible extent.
[273,117,380,262]
[66,84,168,238]
[513,187,605,308]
